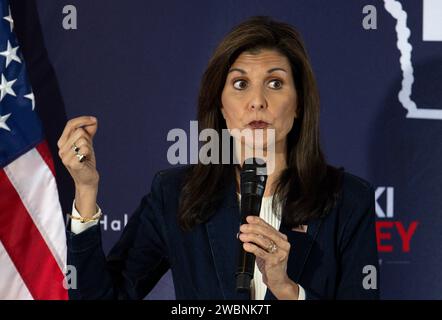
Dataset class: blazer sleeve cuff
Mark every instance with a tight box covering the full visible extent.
[66,221,102,253]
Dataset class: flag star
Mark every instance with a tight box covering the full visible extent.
[0,112,11,131]
[24,92,35,110]
[0,74,16,101]
[0,40,21,68]
[3,7,13,32]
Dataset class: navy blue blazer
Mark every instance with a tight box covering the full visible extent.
[66,166,379,300]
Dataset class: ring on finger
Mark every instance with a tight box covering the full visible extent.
[72,143,80,153]
[267,240,278,254]
[76,153,86,163]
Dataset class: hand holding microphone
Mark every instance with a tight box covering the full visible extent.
[236,158,298,299]
[236,158,267,292]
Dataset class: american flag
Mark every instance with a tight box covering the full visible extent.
[0,1,67,299]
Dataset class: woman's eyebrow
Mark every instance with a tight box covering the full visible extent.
[228,67,287,74]
[267,67,287,74]
[228,67,247,74]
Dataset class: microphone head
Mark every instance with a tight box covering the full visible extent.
[240,158,267,198]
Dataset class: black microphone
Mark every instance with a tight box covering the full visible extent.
[236,158,267,293]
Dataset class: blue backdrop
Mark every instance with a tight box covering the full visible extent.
[10,0,442,299]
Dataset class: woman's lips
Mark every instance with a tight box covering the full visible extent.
[247,121,270,129]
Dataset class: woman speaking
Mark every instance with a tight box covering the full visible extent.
[57,16,379,300]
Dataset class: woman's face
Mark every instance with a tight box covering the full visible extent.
[221,48,298,153]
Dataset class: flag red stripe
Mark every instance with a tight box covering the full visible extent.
[36,141,56,177]
[0,169,68,300]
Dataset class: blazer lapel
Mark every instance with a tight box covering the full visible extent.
[287,218,322,281]
[264,217,323,300]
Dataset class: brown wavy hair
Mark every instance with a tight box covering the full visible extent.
[178,16,343,231]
